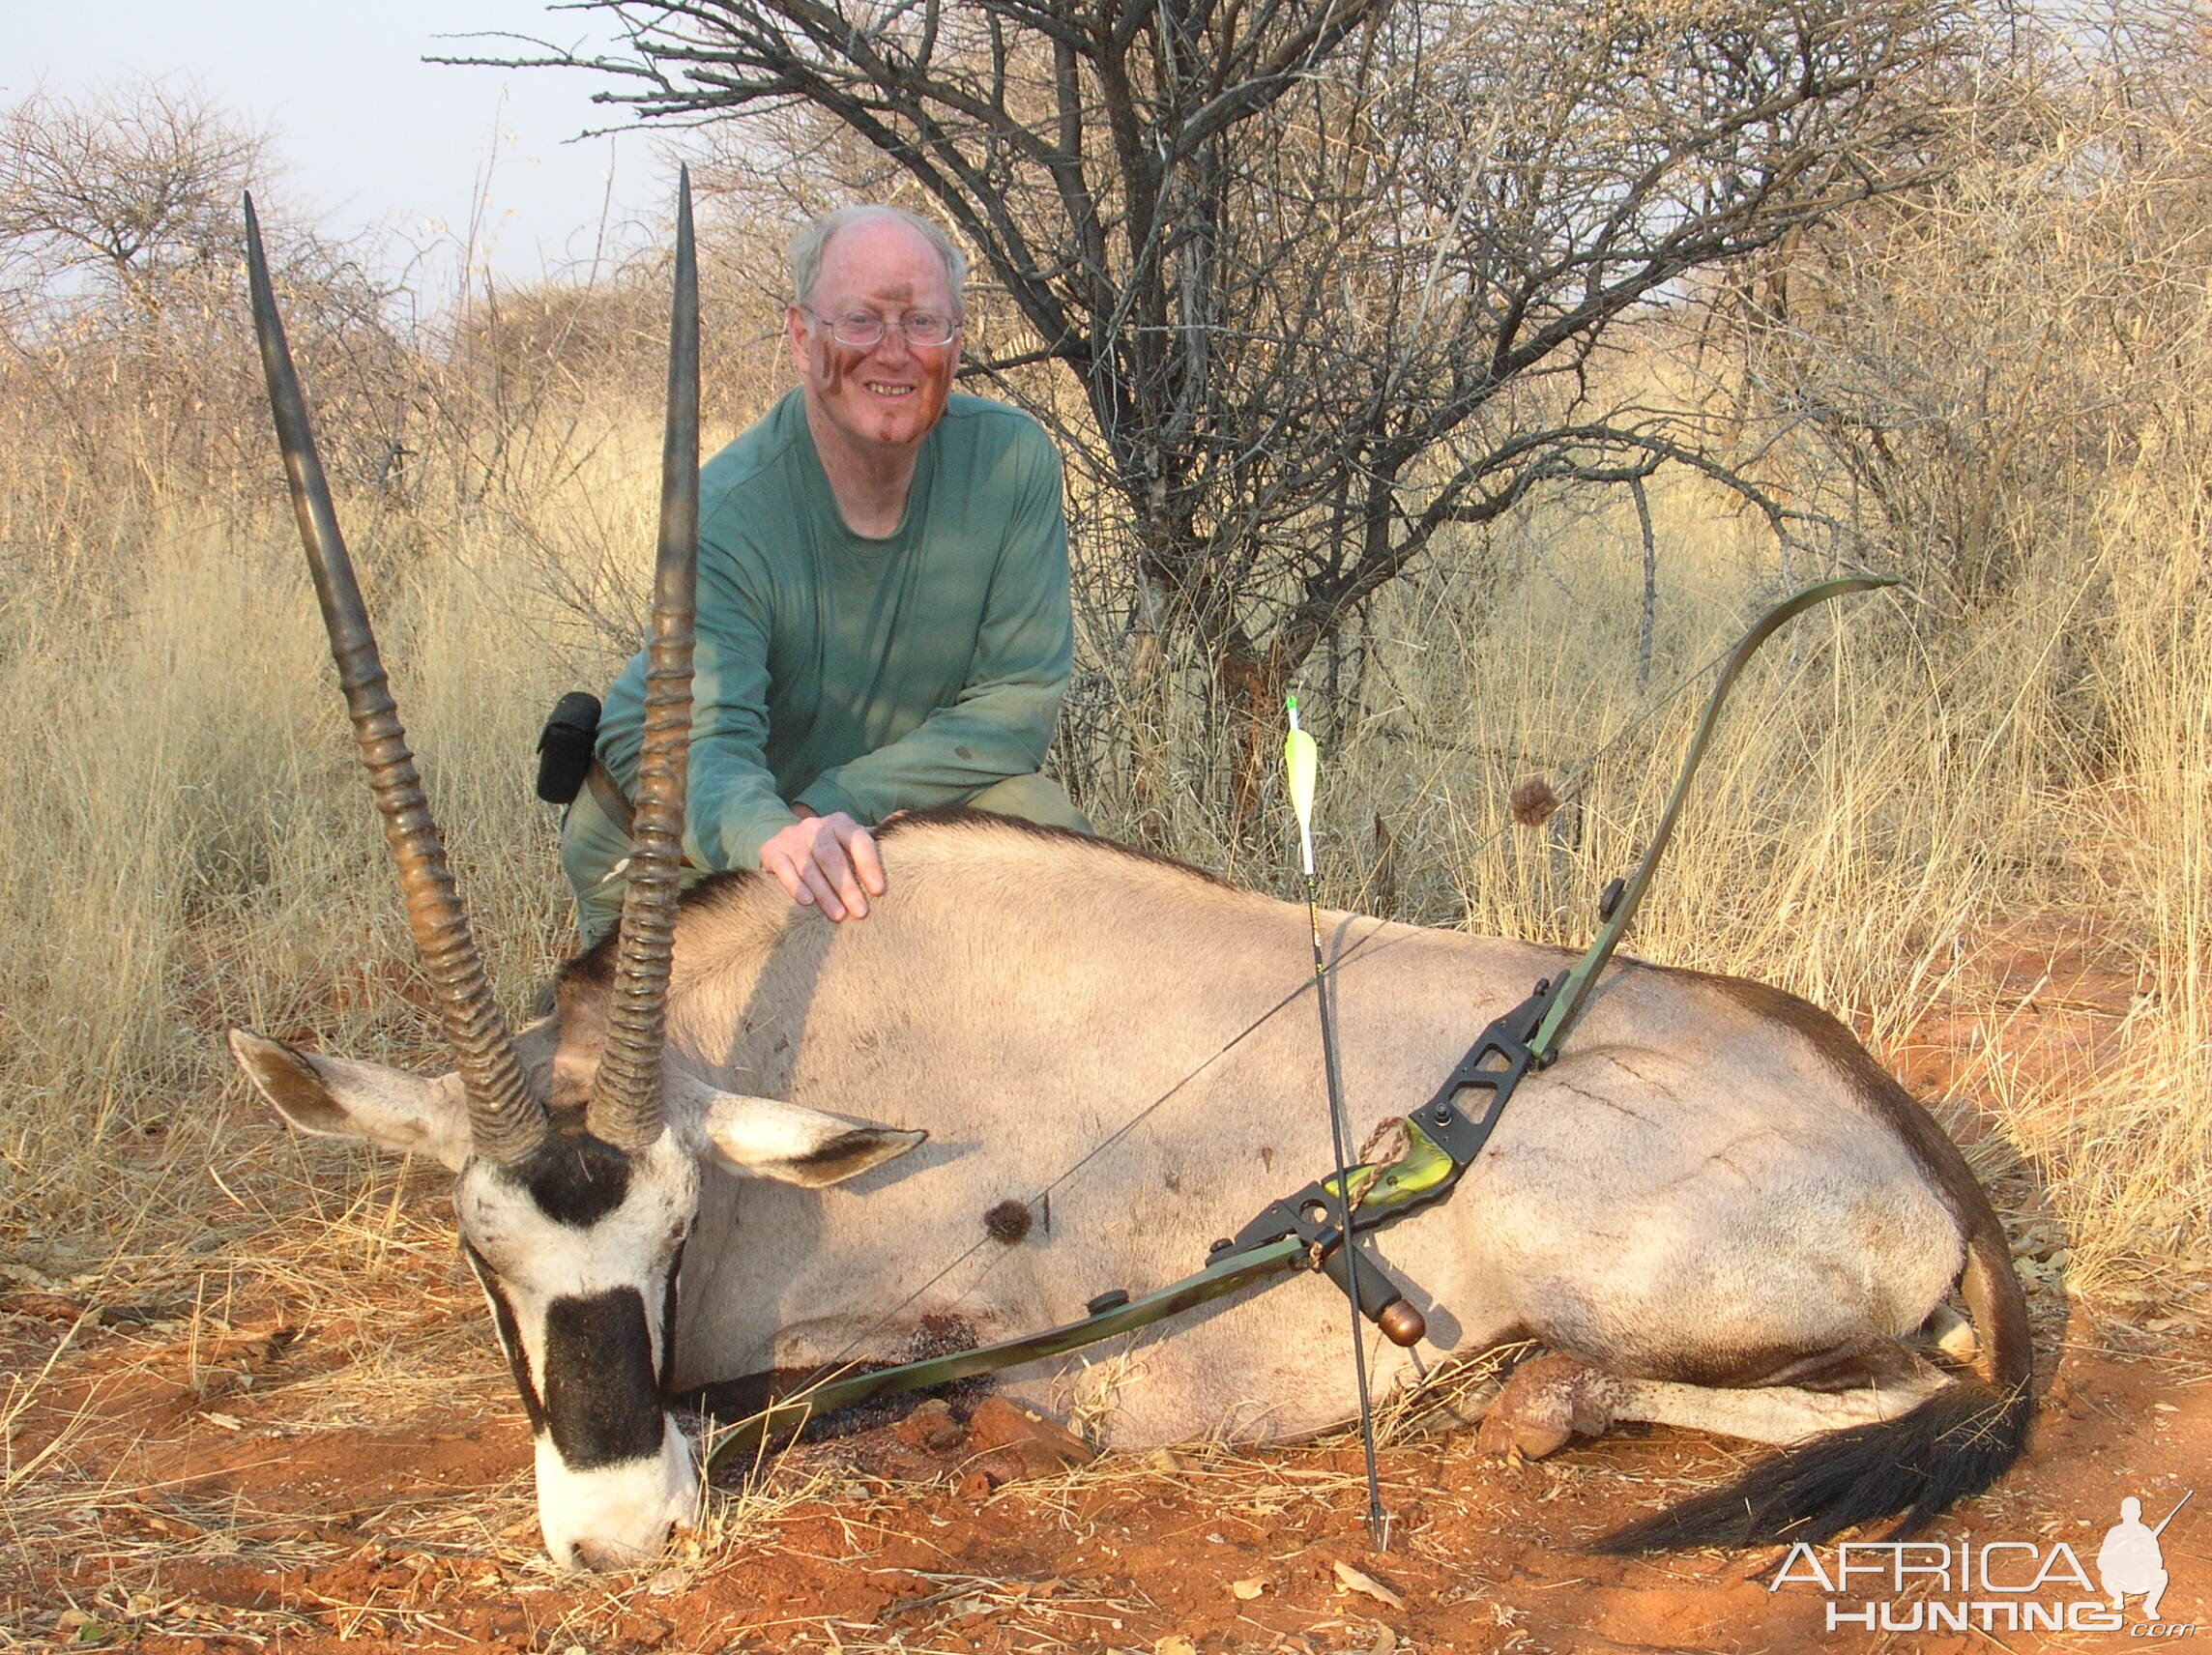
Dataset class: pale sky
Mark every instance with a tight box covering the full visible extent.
[10,0,675,288]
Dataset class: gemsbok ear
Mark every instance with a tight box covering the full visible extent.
[228,1029,473,1172]
[681,1078,925,1189]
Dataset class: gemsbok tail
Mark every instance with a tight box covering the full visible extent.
[1592,1156,2033,1553]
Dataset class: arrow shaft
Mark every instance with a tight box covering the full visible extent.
[1302,845,1387,1549]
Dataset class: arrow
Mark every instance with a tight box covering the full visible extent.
[1285,695,1389,1551]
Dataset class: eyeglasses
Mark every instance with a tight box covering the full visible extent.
[806,309,961,349]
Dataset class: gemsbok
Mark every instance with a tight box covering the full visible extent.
[230,186,2030,1571]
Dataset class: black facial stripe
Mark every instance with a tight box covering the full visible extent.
[543,1289,666,1469]
[659,1236,686,1396]
[463,1241,546,1434]
[503,1130,633,1230]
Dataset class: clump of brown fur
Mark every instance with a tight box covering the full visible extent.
[1509,776,1561,828]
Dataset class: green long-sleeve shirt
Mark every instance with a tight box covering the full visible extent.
[594,388,1073,870]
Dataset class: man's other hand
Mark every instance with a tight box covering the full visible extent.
[759,807,888,920]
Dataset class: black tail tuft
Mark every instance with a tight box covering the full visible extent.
[1589,1377,2032,1553]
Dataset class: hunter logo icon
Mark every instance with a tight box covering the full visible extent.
[2100,1492,2190,1622]
[1768,1481,2198,1634]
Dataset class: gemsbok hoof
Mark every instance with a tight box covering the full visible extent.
[1476,1353,1625,1461]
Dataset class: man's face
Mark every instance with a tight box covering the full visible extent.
[787,218,961,457]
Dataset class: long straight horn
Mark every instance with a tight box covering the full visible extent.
[587,169,699,1152]
[243,193,546,1167]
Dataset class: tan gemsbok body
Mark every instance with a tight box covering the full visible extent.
[230,192,2031,1571]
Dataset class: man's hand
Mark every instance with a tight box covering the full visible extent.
[758,807,887,921]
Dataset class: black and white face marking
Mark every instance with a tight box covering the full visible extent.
[456,1127,701,1572]
[226,1028,929,1570]
[541,1288,669,1466]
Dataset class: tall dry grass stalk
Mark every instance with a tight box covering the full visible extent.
[2020,470,2212,1291]
[0,484,626,1252]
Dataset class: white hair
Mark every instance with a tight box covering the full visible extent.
[788,205,967,312]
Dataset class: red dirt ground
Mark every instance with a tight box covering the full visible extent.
[5,927,2205,1654]
[6,1303,2206,1654]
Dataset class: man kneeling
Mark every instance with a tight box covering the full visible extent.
[564,203,1088,944]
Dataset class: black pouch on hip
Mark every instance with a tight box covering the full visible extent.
[535,691,602,804]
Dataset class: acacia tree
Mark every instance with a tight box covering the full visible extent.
[465,0,1956,800]
[0,81,267,313]
[0,82,416,508]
